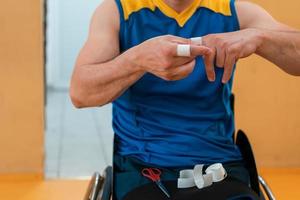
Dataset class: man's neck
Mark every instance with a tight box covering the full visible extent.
[163,0,195,13]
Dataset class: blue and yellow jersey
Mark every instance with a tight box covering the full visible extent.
[113,0,242,167]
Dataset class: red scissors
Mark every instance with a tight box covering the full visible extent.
[142,168,171,198]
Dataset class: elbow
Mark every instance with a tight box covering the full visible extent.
[69,87,86,109]
[69,72,112,108]
[69,78,89,108]
[69,71,94,108]
[69,83,111,108]
[70,69,86,108]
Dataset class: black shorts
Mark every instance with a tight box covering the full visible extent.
[113,154,251,200]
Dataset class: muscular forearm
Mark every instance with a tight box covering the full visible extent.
[255,29,300,76]
[71,35,207,108]
[70,50,145,108]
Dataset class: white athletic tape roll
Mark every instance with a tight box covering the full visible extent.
[177,44,191,57]
[205,163,227,182]
[190,37,203,45]
[194,165,213,189]
[179,169,194,178]
[178,169,195,188]
[193,164,203,180]
[178,177,196,188]
[195,174,213,189]
[193,164,204,188]
[177,163,227,189]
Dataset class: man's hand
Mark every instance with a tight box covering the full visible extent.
[200,0,300,84]
[133,35,212,81]
[201,28,263,83]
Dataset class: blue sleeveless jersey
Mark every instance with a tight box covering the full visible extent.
[113,0,242,167]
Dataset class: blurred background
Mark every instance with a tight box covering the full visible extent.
[45,0,113,179]
[0,0,300,199]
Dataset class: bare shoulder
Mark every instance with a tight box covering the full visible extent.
[75,0,121,67]
[234,0,277,29]
[90,0,120,35]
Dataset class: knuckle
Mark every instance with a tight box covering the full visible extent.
[162,59,172,69]
[206,34,215,39]
[162,58,173,69]
[210,47,217,55]
[220,41,228,48]
[164,34,173,40]
[206,67,214,74]
[161,45,172,56]
[201,35,212,44]
[214,36,221,41]
[213,36,222,44]
[227,46,238,54]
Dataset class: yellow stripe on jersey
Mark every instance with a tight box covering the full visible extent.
[121,0,155,20]
[121,0,232,27]
[201,0,232,16]
[152,0,202,27]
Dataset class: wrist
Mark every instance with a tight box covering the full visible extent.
[120,47,146,74]
[254,28,268,54]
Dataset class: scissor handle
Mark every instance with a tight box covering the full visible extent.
[142,168,161,182]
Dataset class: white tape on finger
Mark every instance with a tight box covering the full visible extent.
[177,44,191,57]
[190,37,203,45]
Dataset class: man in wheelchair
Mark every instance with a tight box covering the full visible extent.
[70,0,300,199]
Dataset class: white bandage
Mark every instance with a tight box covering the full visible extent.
[177,44,191,57]
[177,163,227,189]
[190,37,203,45]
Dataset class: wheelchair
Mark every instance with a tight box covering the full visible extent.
[84,95,276,200]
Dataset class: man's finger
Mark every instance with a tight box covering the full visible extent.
[222,53,235,83]
[170,60,196,80]
[170,43,211,57]
[190,37,203,45]
[216,47,225,68]
[168,35,191,44]
[190,45,212,57]
[203,49,216,82]
[172,57,195,66]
